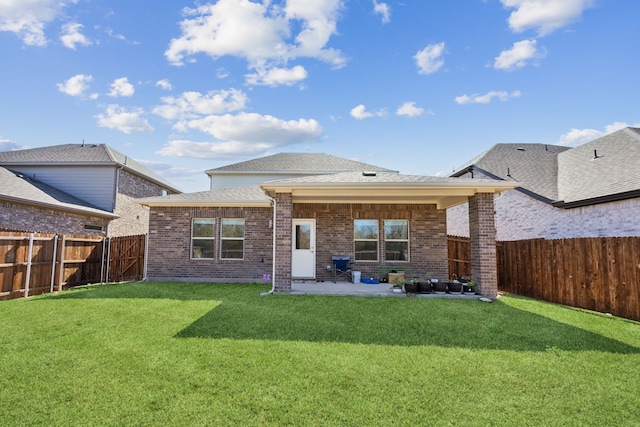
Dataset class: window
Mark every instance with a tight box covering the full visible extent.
[192,219,215,259]
[354,219,378,261]
[384,220,409,261]
[221,219,245,260]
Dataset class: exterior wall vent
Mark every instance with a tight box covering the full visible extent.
[362,171,377,177]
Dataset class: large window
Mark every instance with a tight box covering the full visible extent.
[384,220,409,261]
[192,219,215,259]
[354,219,378,261]
[221,219,245,260]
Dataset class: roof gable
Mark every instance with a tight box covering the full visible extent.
[453,143,569,201]
[0,167,117,218]
[0,143,181,193]
[556,127,640,205]
[205,153,397,175]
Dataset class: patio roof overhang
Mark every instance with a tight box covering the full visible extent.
[261,176,518,209]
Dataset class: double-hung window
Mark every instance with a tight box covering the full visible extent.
[220,219,245,260]
[192,219,215,259]
[354,219,379,261]
[384,220,409,261]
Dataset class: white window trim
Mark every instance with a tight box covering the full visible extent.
[384,219,410,262]
[354,219,379,262]
[220,218,245,260]
[191,218,216,260]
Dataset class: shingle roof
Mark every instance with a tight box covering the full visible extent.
[452,143,571,201]
[0,167,117,218]
[0,143,181,193]
[137,185,271,207]
[266,171,488,185]
[452,127,640,206]
[557,127,640,204]
[205,153,397,174]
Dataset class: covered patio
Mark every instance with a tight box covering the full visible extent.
[262,171,518,299]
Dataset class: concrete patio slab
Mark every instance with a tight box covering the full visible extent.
[288,281,481,298]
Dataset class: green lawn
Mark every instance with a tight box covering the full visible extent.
[1,282,639,426]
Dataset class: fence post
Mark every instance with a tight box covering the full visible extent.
[24,233,34,298]
[57,235,66,292]
[50,235,58,294]
[105,237,111,284]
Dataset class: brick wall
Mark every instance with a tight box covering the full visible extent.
[468,193,497,298]
[274,193,292,291]
[448,186,640,240]
[146,201,450,286]
[146,206,273,282]
[294,203,449,283]
[110,169,171,237]
[0,200,108,235]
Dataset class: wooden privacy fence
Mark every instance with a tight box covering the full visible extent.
[448,235,471,279]
[447,235,640,322]
[0,231,146,300]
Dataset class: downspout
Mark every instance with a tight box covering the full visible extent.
[260,194,277,296]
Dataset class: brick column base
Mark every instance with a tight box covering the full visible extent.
[469,193,498,299]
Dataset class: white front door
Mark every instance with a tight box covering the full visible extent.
[291,219,316,279]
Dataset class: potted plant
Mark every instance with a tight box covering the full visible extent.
[403,278,419,294]
[416,278,432,294]
[462,279,476,294]
[448,279,463,293]
[431,278,447,293]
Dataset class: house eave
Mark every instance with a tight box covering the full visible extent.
[552,189,640,209]
[138,201,272,208]
[0,195,119,219]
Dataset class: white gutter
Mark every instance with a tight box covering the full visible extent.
[260,194,277,296]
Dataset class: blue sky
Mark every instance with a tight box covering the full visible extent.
[1,0,638,192]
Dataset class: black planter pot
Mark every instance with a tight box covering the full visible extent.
[404,282,419,293]
[417,281,432,294]
[448,282,463,293]
[462,284,476,294]
[432,281,447,293]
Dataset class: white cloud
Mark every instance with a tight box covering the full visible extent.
[373,1,391,24]
[501,0,595,36]
[454,90,521,105]
[155,79,172,91]
[494,39,545,71]
[0,138,25,151]
[184,112,322,143]
[59,22,91,49]
[556,122,640,147]
[245,65,308,87]
[108,77,135,98]
[396,101,427,118]
[158,112,323,159]
[96,104,154,134]
[350,104,386,120]
[153,89,248,121]
[0,0,70,46]
[164,0,345,84]
[57,74,94,97]
[414,42,445,75]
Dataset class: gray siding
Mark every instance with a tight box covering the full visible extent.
[9,166,116,211]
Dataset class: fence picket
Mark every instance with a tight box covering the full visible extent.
[448,235,640,322]
[0,231,146,301]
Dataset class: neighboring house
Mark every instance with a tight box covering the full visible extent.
[448,127,640,240]
[138,154,516,298]
[0,143,181,236]
[0,166,118,235]
[206,152,398,189]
